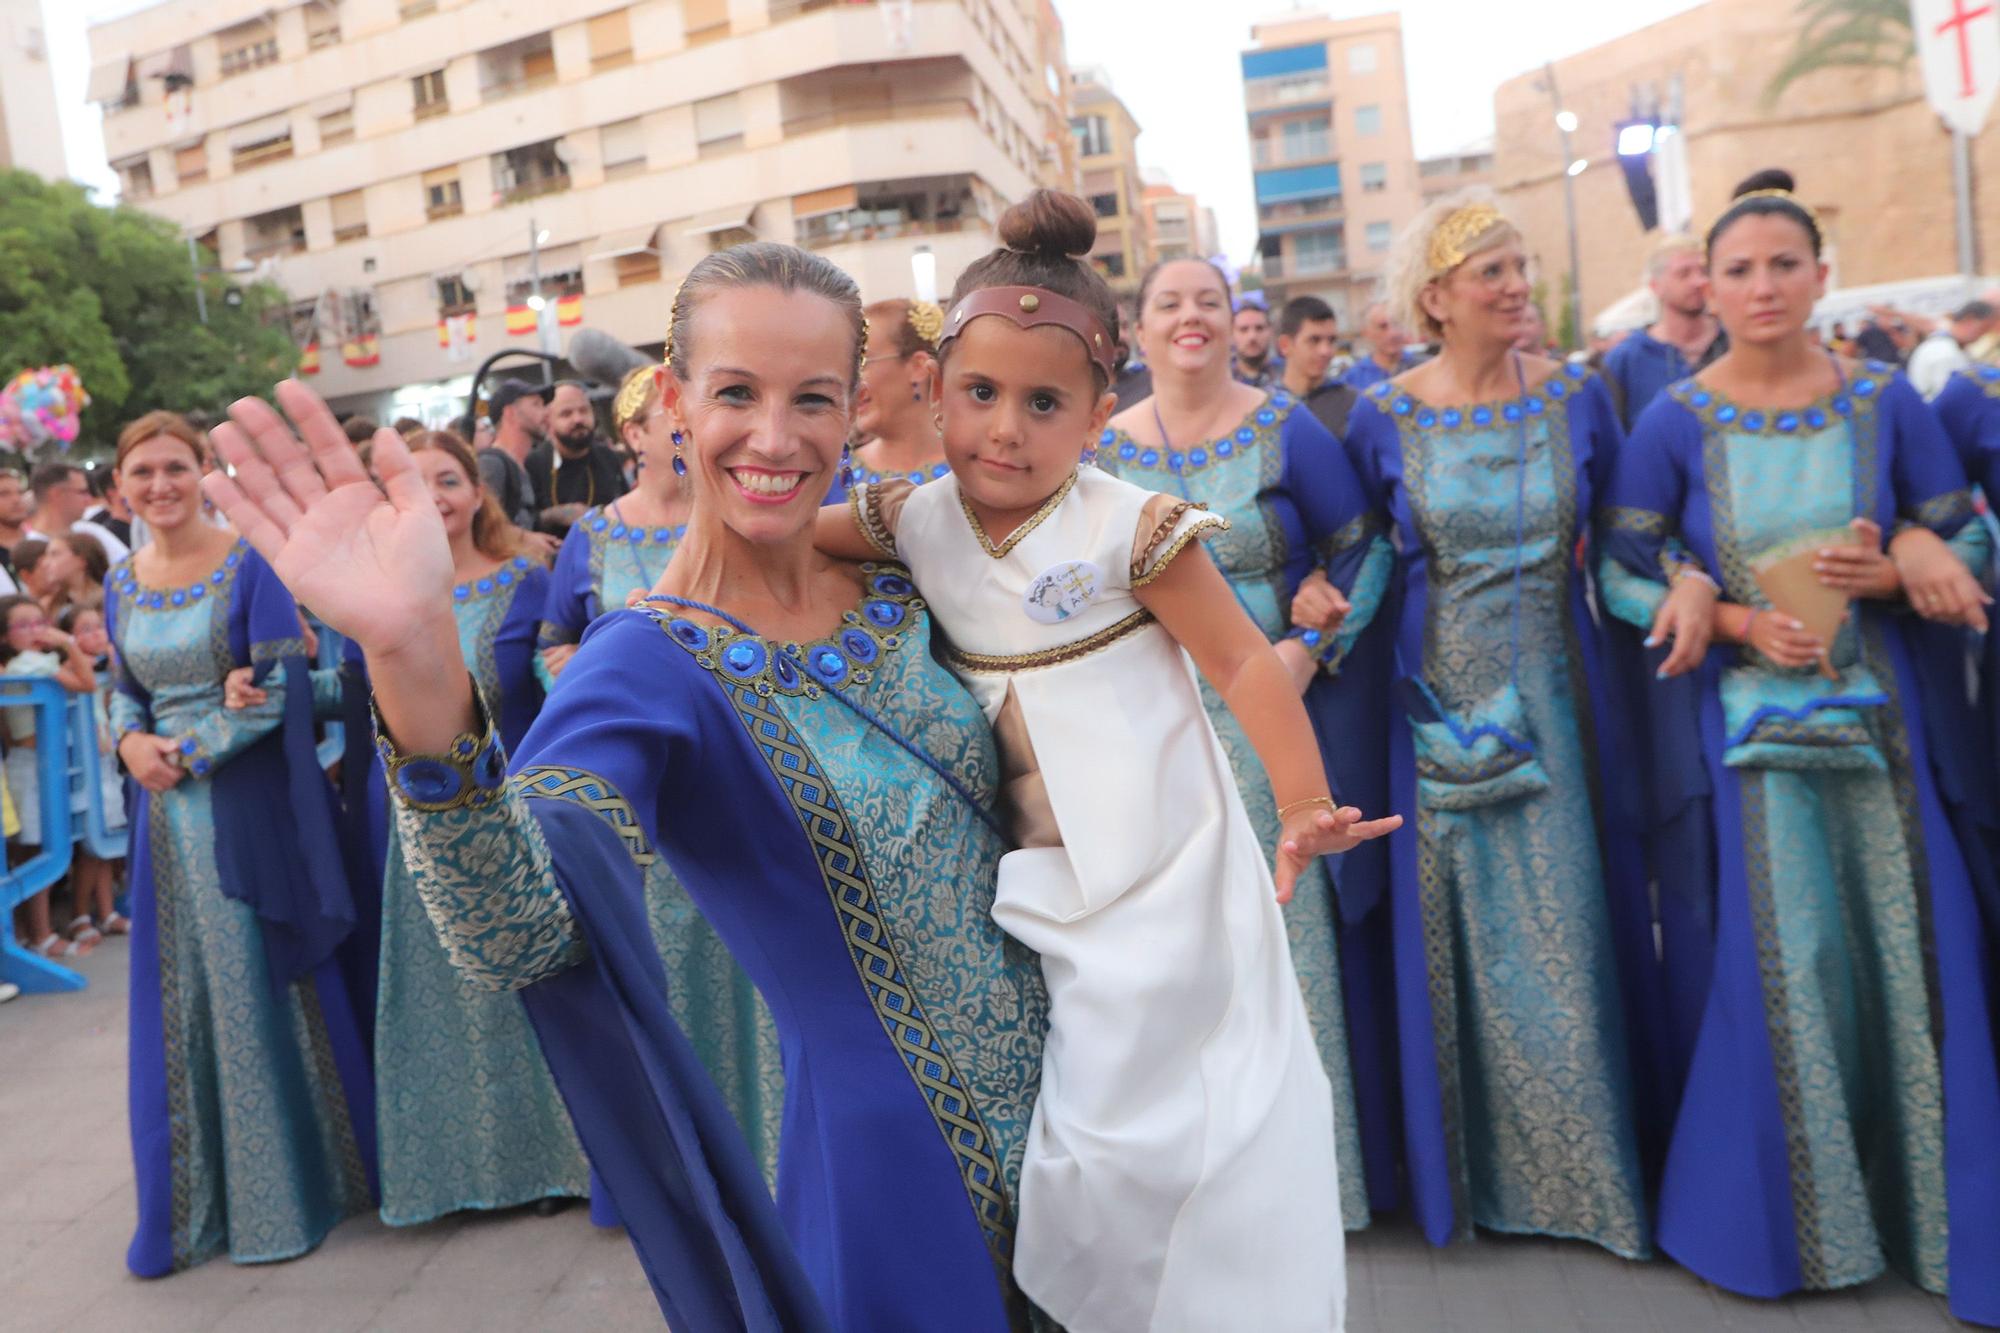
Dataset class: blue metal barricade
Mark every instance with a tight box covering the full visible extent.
[0,677,81,994]
[68,688,129,862]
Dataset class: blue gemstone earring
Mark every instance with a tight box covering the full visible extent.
[911,386,923,402]
[839,441,854,489]
[671,430,687,477]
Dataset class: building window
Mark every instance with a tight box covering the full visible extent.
[318,107,354,146]
[600,117,647,180]
[492,139,570,204]
[116,157,154,201]
[330,189,368,242]
[174,141,208,184]
[1294,228,1345,273]
[1347,43,1377,74]
[1361,162,1387,193]
[588,10,633,71]
[1072,114,1111,158]
[1097,252,1126,279]
[695,93,744,157]
[218,19,280,77]
[615,250,661,287]
[1366,221,1392,251]
[1281,115,1331,162]
[413,70,448,120]
[1355,104,1382,136]
[244,205,308,259]
[423,167,464,218]
[479,34,556,99]
[504,245,583,305]
[231,120,295,171]
[436,272,477,314]
[304,2,341,49]
[1089,192,1118,219]
[683,0,729,45]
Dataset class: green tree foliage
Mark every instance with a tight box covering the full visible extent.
[1765,0,1915,105]
[0,170,297,453]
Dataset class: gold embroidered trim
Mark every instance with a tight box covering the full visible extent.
[1133,500,1197,571]
[944,608,1155,674]
[854,483,899,558]
[1131,514,1230,587]
[959,470,1078,559]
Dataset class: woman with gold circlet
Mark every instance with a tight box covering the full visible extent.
[1604,173,2000,1323]
[850,299,951,486]
[1335,191,1660,1259]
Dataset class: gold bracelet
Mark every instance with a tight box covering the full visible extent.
[1277,795,1337,820]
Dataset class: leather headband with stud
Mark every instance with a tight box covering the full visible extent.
[938,286,1118,383]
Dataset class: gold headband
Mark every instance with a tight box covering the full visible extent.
[1426,202,1506,278]
[907,300,944,348]
[612,365,656,432]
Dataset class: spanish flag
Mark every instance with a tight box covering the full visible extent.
[298,341,321,376]
[342,334,380,368]
[437,314,478,347]
[505,304,536,336]
[556,292,583,327]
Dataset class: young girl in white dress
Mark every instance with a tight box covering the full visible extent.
[820,191,1399,1332]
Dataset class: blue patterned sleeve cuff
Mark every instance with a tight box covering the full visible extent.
[1296,535,1393,677]
[378,680,587,990]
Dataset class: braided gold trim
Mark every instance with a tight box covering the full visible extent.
[944,608,1155,674]
[849,484,897,558]
[1131,514,1230,587]
[960,470,1078,559]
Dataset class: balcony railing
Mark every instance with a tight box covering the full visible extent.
[1265,252,1346,280]
[1259,197,1343,227]
[497,173,570,206]
[780,97,978,136]
[797,215,972,251]
[244,235,307,261]
[1244,74,1332,113]
[481,71,558,102]
[1254,134,1332,168]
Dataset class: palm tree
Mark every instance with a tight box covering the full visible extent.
[1763,0,1915,105]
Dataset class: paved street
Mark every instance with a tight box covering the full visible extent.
[0,939,1974,1331]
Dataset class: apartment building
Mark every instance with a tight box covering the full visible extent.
[1140,179,1217,266]
[86,0,1073,418]
[1419,136,1495,205]
[1,0,66,179]
[1068,65,1146,296]
[1239,10,1422,324]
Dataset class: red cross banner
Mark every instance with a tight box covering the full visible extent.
[1914,0,2000,135]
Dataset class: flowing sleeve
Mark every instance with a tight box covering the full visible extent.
[1600,395,1694,630]
[1936,370,2000,497]
[495,563,550,756]
[1886,374,1984,536]
[538,521,596,650]
[172,556,299,775]
[1278,405,1392,675]
[104,574,151,736]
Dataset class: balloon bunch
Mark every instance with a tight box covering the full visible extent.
[0,366,89,452]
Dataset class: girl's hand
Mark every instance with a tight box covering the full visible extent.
[222,666,268,711]
[1648,573,1718,678]
[118,732,184,793]
[1744,609,1825,670]
[1813,518,1900,599]
[203,381,457,660]
[540,644,577,680]
[1891,525,1991,631]
[1273,803,1403,904]
[1289,571,1350,634]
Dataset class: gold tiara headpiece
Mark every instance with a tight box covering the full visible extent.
[612,366,656,432]
[1426,203,1506,278]
[907,300,945,348]
[663,279,870,383]
[1715,188,1822,239]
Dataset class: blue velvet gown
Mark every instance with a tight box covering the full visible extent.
[1095,389,1395,1227]
[1345,364,1656,1259]
[1604,365,2000,1324]
[384,566,1047,1330]
[540,505,783,1184]
[108,543,376,1277]
[372,555,590,1224]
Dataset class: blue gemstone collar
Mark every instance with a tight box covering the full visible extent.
[848,456,952,487]
[582,505,689,547]
[451,554,535,603]
[109,539,248,611]
[1098,389,1295,475]
[1666,361,1889,435]
[646,562,923,699]
[1366,360,1591,432]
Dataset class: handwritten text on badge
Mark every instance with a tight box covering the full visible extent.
[1023,560,1102,624]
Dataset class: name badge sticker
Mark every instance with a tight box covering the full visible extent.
[1023,560,1102,624]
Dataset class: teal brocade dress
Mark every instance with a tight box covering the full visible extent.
[1098,390,1391,1230]
[375,559,590,1224]
[541,506,784,1180]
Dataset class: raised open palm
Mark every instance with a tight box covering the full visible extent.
[204,381,455,658]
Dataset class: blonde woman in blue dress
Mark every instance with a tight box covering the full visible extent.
[823,191,1399,1332]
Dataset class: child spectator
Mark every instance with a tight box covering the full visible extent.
[0,595,101,956]
[57,603,127,941]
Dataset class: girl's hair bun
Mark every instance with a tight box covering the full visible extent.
[997,189,1099,261]
[1732,167,1795,198]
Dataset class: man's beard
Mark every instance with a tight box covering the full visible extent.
[555,427,594,455]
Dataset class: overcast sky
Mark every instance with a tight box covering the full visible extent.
[46,0,1708,263]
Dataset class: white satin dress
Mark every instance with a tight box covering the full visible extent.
[870,466,1345,1332]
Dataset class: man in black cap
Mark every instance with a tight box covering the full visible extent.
[482,379,551,531]
[526,380,629,534]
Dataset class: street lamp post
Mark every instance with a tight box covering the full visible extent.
[187,234,208,324]
[1543,62,1587,350]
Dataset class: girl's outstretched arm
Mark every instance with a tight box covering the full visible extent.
[1133,541,1399,902]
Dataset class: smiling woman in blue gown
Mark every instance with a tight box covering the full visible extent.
[202,244,1048,1332]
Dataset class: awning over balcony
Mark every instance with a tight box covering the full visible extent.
[228,113,293,150]
[85,57,132,103]
[307,90,355,118]
[136,46,192,83]
[1241,44,1327,80]
[588,224,662,261]
[791,184,858,219]
[682,203,759,236]
[1254,163,1342,205]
